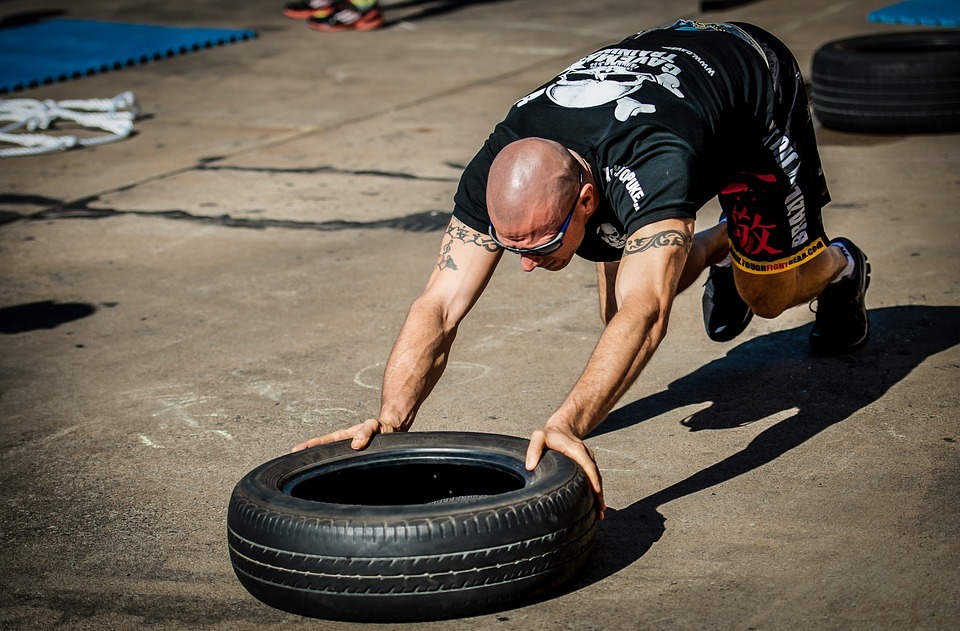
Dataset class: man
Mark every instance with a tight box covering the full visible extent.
[293,20,870,518]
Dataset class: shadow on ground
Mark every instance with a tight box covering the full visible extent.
[0,300,98,334]
[577,304,960,586]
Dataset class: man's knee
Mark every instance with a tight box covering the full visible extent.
[742,293,790,319]
[734,271,795,319]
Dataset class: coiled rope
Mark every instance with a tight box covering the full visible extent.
[0,91,140,157]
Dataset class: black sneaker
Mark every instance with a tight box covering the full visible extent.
[809,238,870,356]
[702,264,753,342]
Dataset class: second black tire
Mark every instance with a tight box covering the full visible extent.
[227,431,597,622]
[811,30,960,133]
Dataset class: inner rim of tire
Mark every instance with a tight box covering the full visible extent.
[282,453,527,506]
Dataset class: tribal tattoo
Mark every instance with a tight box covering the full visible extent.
[436,220,499,270]
[623,229,692,256]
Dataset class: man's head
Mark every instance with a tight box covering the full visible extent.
[486,138,593,272]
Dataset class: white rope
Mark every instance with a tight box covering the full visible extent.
[0,91,140,157]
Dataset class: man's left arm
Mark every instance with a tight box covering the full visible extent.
[525,217,695,518]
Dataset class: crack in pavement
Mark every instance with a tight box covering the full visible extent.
[195,159,460,182]
[0,159,459,231]
[19,196,452,232]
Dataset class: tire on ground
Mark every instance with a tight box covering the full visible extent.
[227,431,597,622]
[811,30,960,133]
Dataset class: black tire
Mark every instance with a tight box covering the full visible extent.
[811,30,960,133]
[227,432,597,622]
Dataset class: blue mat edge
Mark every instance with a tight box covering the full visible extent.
[868,0,960,27]
[0,19,258,94]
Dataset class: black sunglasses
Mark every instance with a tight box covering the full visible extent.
[488,171,582,256]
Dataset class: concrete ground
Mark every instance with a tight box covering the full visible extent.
[1,0,958,629]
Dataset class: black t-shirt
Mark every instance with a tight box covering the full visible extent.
[452,21,773,262]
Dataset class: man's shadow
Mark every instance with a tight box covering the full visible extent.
[574,304,960,586]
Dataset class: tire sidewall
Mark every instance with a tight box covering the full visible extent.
[228,431,594,557]
[814,30,960,78]
[811,30,960,133]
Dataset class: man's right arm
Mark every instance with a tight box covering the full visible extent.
[292,217,502,452]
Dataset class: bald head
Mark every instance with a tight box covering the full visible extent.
[486,138,580,236]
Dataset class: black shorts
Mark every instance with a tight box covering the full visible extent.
[719,23,831,275]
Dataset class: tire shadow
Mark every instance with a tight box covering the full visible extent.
[575,304,960,587]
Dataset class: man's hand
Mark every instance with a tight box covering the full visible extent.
[525,425,606,520]
[291,419,401,452]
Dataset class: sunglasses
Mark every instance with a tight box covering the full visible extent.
[488,171,582,256]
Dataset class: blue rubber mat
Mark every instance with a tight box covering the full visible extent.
[869,0,960,27]
[0,19,257,93]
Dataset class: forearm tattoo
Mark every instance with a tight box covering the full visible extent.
[436,221,499,270]
[623,229,692,257]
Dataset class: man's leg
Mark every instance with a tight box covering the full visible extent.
[734,238,870,355]
[698,219,755,342]
[596,261,619,325]
[678,221,728,293]
[733,244,846,318]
